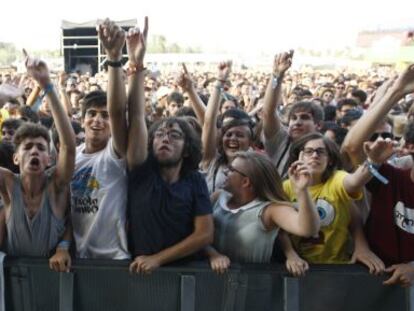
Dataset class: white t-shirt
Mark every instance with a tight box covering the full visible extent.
[71,139,130,259]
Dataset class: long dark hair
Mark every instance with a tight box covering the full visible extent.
[288,132,343,182]
[148,117,202,177]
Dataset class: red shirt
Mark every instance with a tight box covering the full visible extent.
[365,163,414,265]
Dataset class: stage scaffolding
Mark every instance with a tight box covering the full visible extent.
[61,19,137,74]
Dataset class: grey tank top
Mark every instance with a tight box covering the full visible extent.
[6,175,65,256]
[213,191,280,263]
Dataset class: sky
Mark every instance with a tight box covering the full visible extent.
[1,0,413,55]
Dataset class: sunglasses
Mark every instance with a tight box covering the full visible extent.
[369,132,394,142]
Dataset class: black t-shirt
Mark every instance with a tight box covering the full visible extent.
[127,155,212,256]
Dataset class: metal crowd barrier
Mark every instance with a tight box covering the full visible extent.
[2,257,413,311]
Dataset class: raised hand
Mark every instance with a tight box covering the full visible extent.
[97,18,126,61]
[176,63,195,93]
[366,77,397,109]
[217,61,232,83]
[23,49,50,88]
[273,50,294,76]
[126,17,149,66]
[288,152,312,192]
[363,137,396,165]
[392,64,414,96]
[58,72,68,89]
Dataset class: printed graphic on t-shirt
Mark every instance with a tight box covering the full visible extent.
[316,198,335,227]
[71,167,101,214]
[394,202,414,234]
[298,198,335,248]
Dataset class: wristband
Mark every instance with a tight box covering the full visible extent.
[106,59,123,67]
[214,84,222,90]
[365,159,388,184]
[222,91,230,101]
[57,240,71,250]
[271,75,279,90]
[127,63,147,76]
[214,84,230,101]
[40,83,54,99]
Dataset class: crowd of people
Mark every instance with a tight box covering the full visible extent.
[0,17,413,287]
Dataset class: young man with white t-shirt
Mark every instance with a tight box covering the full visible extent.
[50,20,130,270]
[69,89,129,259]
[72,19,129,259]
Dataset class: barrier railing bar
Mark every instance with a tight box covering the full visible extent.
[19,267,32,311]
[222,272,239,311]
[59,272,74,311]
[233,273,248,311]
[284,277,300,311]
[181,275,196,311]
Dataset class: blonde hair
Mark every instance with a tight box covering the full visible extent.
[234,151,291,206]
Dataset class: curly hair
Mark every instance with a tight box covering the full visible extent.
[148,117,202,176]
[13,123,50,151]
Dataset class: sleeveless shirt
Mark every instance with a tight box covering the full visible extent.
[6,175,65,256]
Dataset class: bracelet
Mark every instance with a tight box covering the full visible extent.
[40,83,54,99]
[127,63,147,76]
[271,74,279,90]
[57,240,71,250]
[214,83,230,101]
[214,83,223,91]
[365,159,388,184]
[106,59,123,67]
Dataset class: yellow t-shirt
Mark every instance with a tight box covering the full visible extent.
[283,170,362,264]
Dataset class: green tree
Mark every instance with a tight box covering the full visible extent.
[148,35,167,53]
[147,35,201,54]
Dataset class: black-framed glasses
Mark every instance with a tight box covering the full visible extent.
[226,165,248,177]
[302,147,328,157]
[369,132,393,142]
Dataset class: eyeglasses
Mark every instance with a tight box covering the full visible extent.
[225,165,248,177]
[302,147,328,157]
[154,129,184,141]
[369,132,393,142]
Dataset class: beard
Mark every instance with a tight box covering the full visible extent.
[155,153,183,169]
